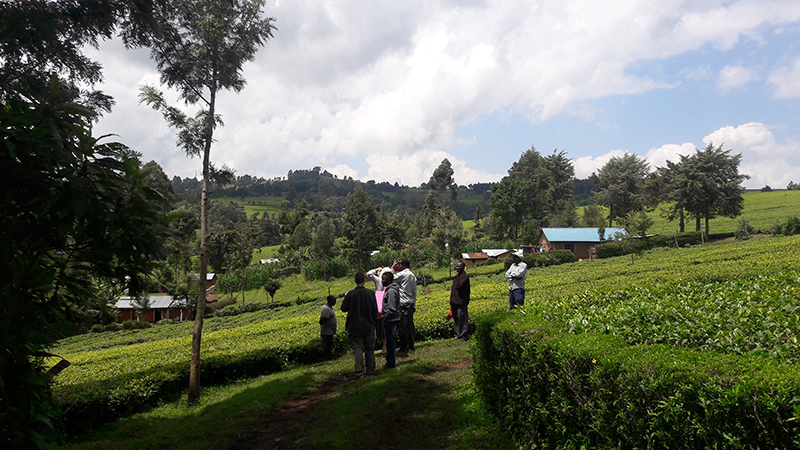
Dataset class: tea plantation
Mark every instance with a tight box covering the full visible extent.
[51,234,800,447]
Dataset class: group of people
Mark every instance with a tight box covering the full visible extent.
[319,252,528,377]
[320,259,421,376]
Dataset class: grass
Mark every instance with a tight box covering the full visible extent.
[577,190,800,235]
[63,339,515,450]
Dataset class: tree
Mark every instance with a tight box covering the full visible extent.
[0,0,165,112]
[136,0,275,405]
[343,187,384,271]
[0,94,166,447]
[581,205,607,228]
[590,153,650,226]
[676,143,749,236]
[263,278,282,303]
[431,208,464,268]
[313,218,338,260]
[143,160,175,205]
[489,176,534,240]
[428,158,458,205]
[623,210,655,238]
[541,149,576,223]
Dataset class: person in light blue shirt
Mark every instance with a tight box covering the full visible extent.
[505,254,527,309]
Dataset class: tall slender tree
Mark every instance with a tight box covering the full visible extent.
[136,0,275,405]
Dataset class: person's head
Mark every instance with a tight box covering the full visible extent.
[399,258,411,270]
[455,261,466,273]
[381,271,394,286]
[326,295,337,306]
[354,272,366,286]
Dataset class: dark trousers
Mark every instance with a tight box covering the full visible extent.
[321,334,334,360]
[384,320,399,367]
[509,288,525,309]
[451,304,469,340]
[399,303,416,352]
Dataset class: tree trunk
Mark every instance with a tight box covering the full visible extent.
[188,87,216,406]
[679,208,685,233]
[695,216,701,232]
[705,215,710,239]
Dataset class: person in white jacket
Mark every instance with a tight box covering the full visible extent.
[505,254,527,309]
[392,258,417,352]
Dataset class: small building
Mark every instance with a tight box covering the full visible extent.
[538,228,627,260]
[482,249,514,261]
[461,252,490,268]
[115,296,189,323]
[115,294,220,323]
[191,272,217,290]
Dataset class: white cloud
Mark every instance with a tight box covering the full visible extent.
[87,0,800,185]
[325,164,360,180]
[644,143,697,169]
[573,149,631,179]
[701,122,800,188]
[364,150,505,187]
[717,65,755,92]
[768,56,800,98]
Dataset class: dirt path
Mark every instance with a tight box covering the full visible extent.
[233,356,474,450]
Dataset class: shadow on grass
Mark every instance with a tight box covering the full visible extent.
[234,341,516,450]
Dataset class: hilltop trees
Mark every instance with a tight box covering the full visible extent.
[135,0,275,405]
[670,143,749,236]
[590,153,650,226]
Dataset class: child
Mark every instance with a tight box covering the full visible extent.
[320,295,337,360]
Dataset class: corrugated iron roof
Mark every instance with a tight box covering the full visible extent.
[482,249,512,257]
[116,296,188,309]
[541,227,627,243]
[462,252,490,260]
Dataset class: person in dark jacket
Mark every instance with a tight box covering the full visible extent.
[341,272,379,376]
[381,271,401,368]
[450,261,470,341]
[319,295,337,360]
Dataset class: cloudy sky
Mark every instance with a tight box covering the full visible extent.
[87,0,800,189]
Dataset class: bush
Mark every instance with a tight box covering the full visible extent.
[103,323,121,332]
[772,216,800,236]
[213,302,271,317]
[502,250,575,270]
[597,232,703,258]
[473,312,800,449]
[121,320,152,330]
[90,324,104,333]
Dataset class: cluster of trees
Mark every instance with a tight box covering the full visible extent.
[588,145,748,236]
[2,0,278,445]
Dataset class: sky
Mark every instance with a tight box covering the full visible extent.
[86,0,800,189]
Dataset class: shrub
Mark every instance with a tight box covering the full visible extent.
[121,320,152,330]
[503,250,575,270]
[772,216,800,236]
[103,323,121,332]
[473,312,800,449]
[90,324,104,333]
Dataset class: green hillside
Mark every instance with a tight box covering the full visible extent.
[57,234,800,448]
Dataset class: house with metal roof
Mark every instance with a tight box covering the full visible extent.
[538,227,627,260]
[115,296,190,323]
[461,252,490,268]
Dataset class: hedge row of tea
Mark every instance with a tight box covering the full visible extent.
[50,274,510,429]
[472,235,800,448]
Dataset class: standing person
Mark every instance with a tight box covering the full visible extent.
[450,261,470,340]
[506,253,528,309]
[365,267,384,291]
[366,267,385,349]
[381,271,401,368]
[341,272,379,376]
[392,258,417,353]
[319,295,337,360]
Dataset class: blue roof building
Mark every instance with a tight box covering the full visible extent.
[538,227,627,260]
